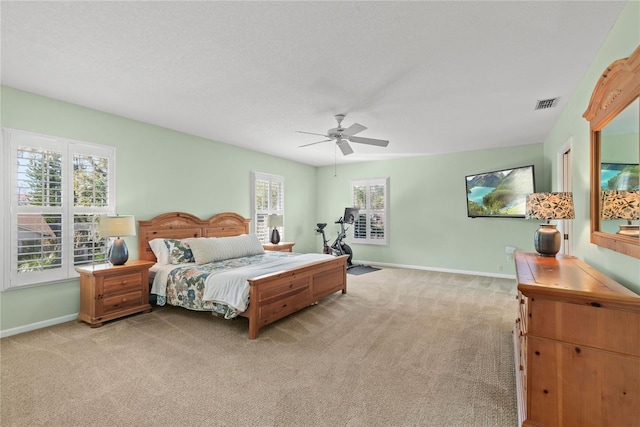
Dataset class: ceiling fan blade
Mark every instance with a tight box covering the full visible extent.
[337,140,354,156]
[342,123,367,137]
[295,130,330,138]
[298,139,332,148]
[348,136,390,147]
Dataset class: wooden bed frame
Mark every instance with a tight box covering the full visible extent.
[138,212,348,339]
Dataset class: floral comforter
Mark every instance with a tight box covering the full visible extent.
[151,252,333,319]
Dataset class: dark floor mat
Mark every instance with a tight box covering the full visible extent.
[347,265,381,275]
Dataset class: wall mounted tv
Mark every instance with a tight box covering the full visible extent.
[465,165,536,218]
[601,163,639,190]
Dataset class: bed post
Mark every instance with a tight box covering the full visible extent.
[247,285,260,339]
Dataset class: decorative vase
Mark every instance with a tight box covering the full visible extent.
[109,238,129,265]
[270,228,280,245]
[534,224,561,257]
[617,224,639,237]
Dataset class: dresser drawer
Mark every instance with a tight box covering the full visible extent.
[103,272,143,295]
[102,290,143,314]
[529,298,640,356]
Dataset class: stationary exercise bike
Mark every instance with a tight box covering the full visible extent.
[315,208,359,267]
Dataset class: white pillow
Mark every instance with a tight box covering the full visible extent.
[149,238,171,265]
[187,234,265,264]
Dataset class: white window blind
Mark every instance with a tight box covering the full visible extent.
[3,128,115,289]
[351,177,389,245]
[251,172,284,243]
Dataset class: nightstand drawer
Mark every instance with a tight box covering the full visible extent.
[103,290,143,314]
[103,272,143,294]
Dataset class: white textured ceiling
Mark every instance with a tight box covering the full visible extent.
[0,1,628,166]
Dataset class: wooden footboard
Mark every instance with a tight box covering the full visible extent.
[244,255,348,339]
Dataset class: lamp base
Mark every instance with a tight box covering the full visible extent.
[108,238,129,265]
[270,228,281,245]
[617,224,639,237]
[534,224,561,257]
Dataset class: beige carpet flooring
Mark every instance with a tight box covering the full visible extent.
[1,267,518,427]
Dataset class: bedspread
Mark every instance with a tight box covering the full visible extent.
[151,252,334,319]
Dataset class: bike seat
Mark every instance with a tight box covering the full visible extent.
[316,223,327,229]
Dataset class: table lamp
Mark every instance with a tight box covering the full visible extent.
[267,214,283,244]
[601,190,639,236]
[99,215,136,265]
[526,192,575,257]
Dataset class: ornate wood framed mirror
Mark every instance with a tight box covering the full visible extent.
[583,45,640,259]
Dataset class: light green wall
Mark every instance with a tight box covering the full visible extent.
[542,0,640,292]
[0,86,318,331]
[316,144,545,274]
[601,133,638,165]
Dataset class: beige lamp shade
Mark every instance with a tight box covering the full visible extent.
[601,190,640,220]
[267,214,283,228]
[99,215,136,238]
[526,192,575,221]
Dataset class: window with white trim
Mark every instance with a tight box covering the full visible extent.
[351,177,389,245]
[251,172,284,243]
[2,128,115,289]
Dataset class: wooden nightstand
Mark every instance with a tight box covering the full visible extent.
[77,260,155,328]
[262,242,295,252]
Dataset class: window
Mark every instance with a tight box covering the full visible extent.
[351,177,389,245]
[2,128,115,289]
[251,172,284,243]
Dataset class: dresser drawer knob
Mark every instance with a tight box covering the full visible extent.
[121,280,127,285]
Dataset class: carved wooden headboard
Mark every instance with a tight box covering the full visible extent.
[137,212,251,262]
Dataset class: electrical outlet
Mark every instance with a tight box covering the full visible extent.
[506,254,513,262]
[497,264,503,271]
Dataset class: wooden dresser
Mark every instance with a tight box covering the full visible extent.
[513,251,640,427]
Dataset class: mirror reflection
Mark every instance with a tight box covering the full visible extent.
[599,98,639,236]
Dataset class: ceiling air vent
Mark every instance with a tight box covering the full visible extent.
[535,97,559,110]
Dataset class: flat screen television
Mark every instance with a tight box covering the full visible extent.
[601,163,639,190]
[465,165,536,218]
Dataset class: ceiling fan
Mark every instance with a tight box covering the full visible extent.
[296,114,389,156]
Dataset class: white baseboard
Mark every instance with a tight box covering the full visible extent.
[0,313,78,338]
[352,259,516,280]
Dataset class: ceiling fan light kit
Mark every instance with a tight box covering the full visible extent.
[297,114,389,156]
